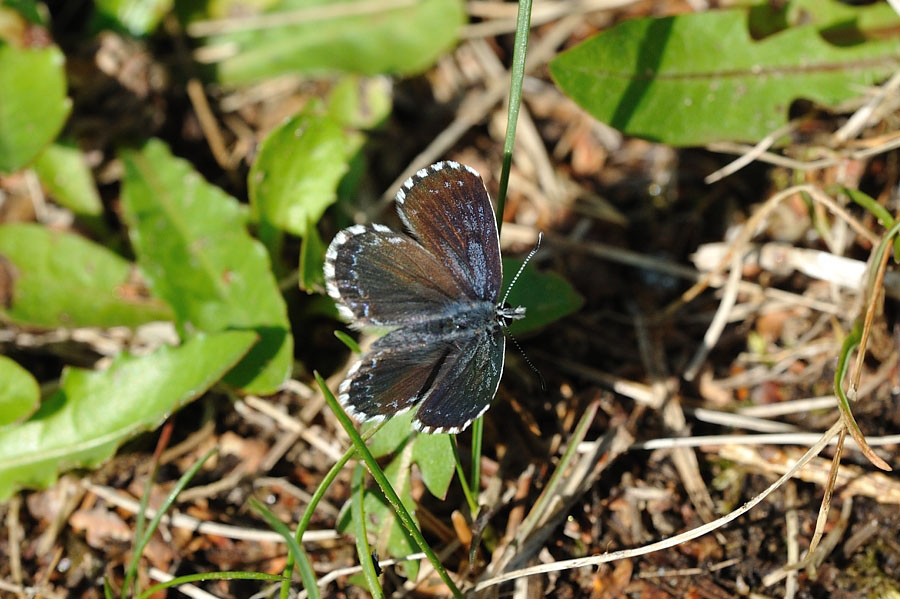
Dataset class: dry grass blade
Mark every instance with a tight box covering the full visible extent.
[473,421,844,591]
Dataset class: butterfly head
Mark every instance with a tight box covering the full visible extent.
[497,303,526,326]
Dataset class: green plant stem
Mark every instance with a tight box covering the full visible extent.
[495,0,533,228]
[132,421,173,588]
[121,447,218,598]
[250,496,320,599]
[832,218,900,473]
[352,462,385,599]
[279,421,384,599]
[315,371,464,599]
[470,0,534,511]
[136,572,287,599]
[451,436,478,515]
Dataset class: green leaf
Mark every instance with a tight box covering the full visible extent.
[1,2,49,27]
[0,331,258,500]
[326,75,392,130]
[0,41,70,173]
[0,356,39,428]
[299,219,326,292]
[782,0,900,36]
[502,258,583,335]
[121,139,292,394]
[411,431,454,499]
[93,0,173,35]
[0,223,174,328]
[549,7,900,146]
[333,330,361,354]
[32,141,102,217]
[249,105,358,237]
[363,411,454,496]
[196,0,465,86]
[365,411,415,458]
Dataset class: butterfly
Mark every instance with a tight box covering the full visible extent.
[323,161,525,434]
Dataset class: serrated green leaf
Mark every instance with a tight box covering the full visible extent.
[0,356,39,428]
[502,258,582,335]
[411,431,453,499]
[121,139,292,394]
[549,8,900,146]
[196,0,465,86]
[0,223,174,328]
[0,41,70,173]
[93,0,173,35]
[33,141,102,217]
[249,106,357,237]
[0,331,257,500]
[783,0,900,35]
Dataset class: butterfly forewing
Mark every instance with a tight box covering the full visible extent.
[325,224,467,327]
[396,162,502,303]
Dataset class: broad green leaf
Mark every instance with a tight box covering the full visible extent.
[0,356,39,428]
[549,8,900,146]
[121,139,292,394]
[93,0,173,35]
[196,0,465,86]
[365,410,414,458]
[33,141,102,217]
[502,258,583,335]
[0,330,257,500]
[0,223,173,328]
[0,41,70,173]
[249,105,358,236]
[411,431,454,499]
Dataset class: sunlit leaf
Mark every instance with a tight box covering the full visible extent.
[0,356,39,428]
[0,41,70,173]
[550,7,900,146]
[0,223,173,328]
[121,139,292,394]
[194,0,465,86]
[0,331,257,500]
[33,140,102,217]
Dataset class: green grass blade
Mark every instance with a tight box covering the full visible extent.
[351,462,385,599]
[249,496,320,599]
[122,447,218,597]
[135,571,287,599]
[315,371,463,599]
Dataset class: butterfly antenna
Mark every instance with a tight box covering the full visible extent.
[503,325,547,392]
[501,232,542,306]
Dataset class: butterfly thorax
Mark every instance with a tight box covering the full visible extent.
[387,300,498,342]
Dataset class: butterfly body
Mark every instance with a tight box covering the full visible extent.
[324,161,523,434]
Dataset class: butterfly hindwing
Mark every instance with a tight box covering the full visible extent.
[395,162,503,303]
[413,328,506,434]
[338,331,452,421]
